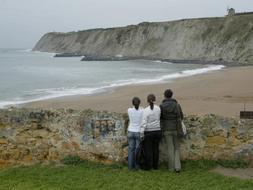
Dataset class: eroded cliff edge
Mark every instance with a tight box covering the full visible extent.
[33,14,253,65]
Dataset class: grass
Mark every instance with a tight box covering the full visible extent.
[0,160,252,190]
[60,155,86,166]
[216,159,249,169]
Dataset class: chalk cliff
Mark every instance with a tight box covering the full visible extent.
[33,14,253,64]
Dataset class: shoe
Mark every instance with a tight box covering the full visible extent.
[175,170,181,174]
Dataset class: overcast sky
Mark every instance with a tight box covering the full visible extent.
[0,0,252,49]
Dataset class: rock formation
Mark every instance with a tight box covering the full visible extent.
[33,14,253,65]
[0,108,252,166]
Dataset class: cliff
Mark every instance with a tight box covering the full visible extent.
[33,14,253,65]
[0,108,253,166]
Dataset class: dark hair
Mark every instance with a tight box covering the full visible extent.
[132,97,141,110]
[147,94,156,110]
[164,89,173,98]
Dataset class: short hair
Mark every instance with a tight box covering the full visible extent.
[164,89,173,98]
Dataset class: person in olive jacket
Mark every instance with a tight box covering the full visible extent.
[160,89,183,173]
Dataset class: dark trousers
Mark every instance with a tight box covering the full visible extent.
[143,130,161,170]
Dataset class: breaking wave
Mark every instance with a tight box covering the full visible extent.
[0,65,225,108]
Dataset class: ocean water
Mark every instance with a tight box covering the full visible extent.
[0,48,225,108]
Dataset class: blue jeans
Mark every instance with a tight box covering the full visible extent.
[128,131,140,170]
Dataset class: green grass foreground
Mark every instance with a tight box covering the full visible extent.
[0,160,252,190]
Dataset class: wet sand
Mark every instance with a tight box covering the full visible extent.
[23,66,253,117]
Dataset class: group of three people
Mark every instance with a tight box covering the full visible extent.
[127,89,183,172]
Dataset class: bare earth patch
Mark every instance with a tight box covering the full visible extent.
[211,167,253,179]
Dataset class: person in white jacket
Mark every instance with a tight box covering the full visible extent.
[140,94,161,170]
[127,97,143,170]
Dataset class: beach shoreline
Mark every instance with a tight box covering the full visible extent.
[22,66,253,117]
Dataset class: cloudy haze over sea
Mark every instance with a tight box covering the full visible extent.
[0,0,252,48]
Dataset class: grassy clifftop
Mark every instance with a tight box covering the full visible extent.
[33,14,253,65]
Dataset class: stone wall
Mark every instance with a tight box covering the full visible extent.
[0,108,252,166]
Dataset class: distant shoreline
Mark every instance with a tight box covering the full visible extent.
[22,66,253,117]
[53,52,250,66]
[1,63,225,109]
[0,49,228,109]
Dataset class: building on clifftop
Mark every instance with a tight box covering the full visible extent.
[227,8,235,16]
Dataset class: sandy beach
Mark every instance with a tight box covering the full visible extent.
[23,66,253,117]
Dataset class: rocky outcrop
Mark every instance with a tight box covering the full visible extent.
[54,53,83,57]
[33,14,253,65]
[0,109,126,166]
[0,108,253,166]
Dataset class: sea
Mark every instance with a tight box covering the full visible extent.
[0,48,225,108]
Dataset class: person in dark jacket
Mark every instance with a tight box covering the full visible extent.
[160,89,183,173]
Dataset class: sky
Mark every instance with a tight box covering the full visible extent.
[0,0,252,49]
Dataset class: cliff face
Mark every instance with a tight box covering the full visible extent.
[33,14,253,64]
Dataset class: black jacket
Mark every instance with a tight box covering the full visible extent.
[160,98,183,131]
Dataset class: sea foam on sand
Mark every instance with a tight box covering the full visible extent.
[0,65,225,108]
